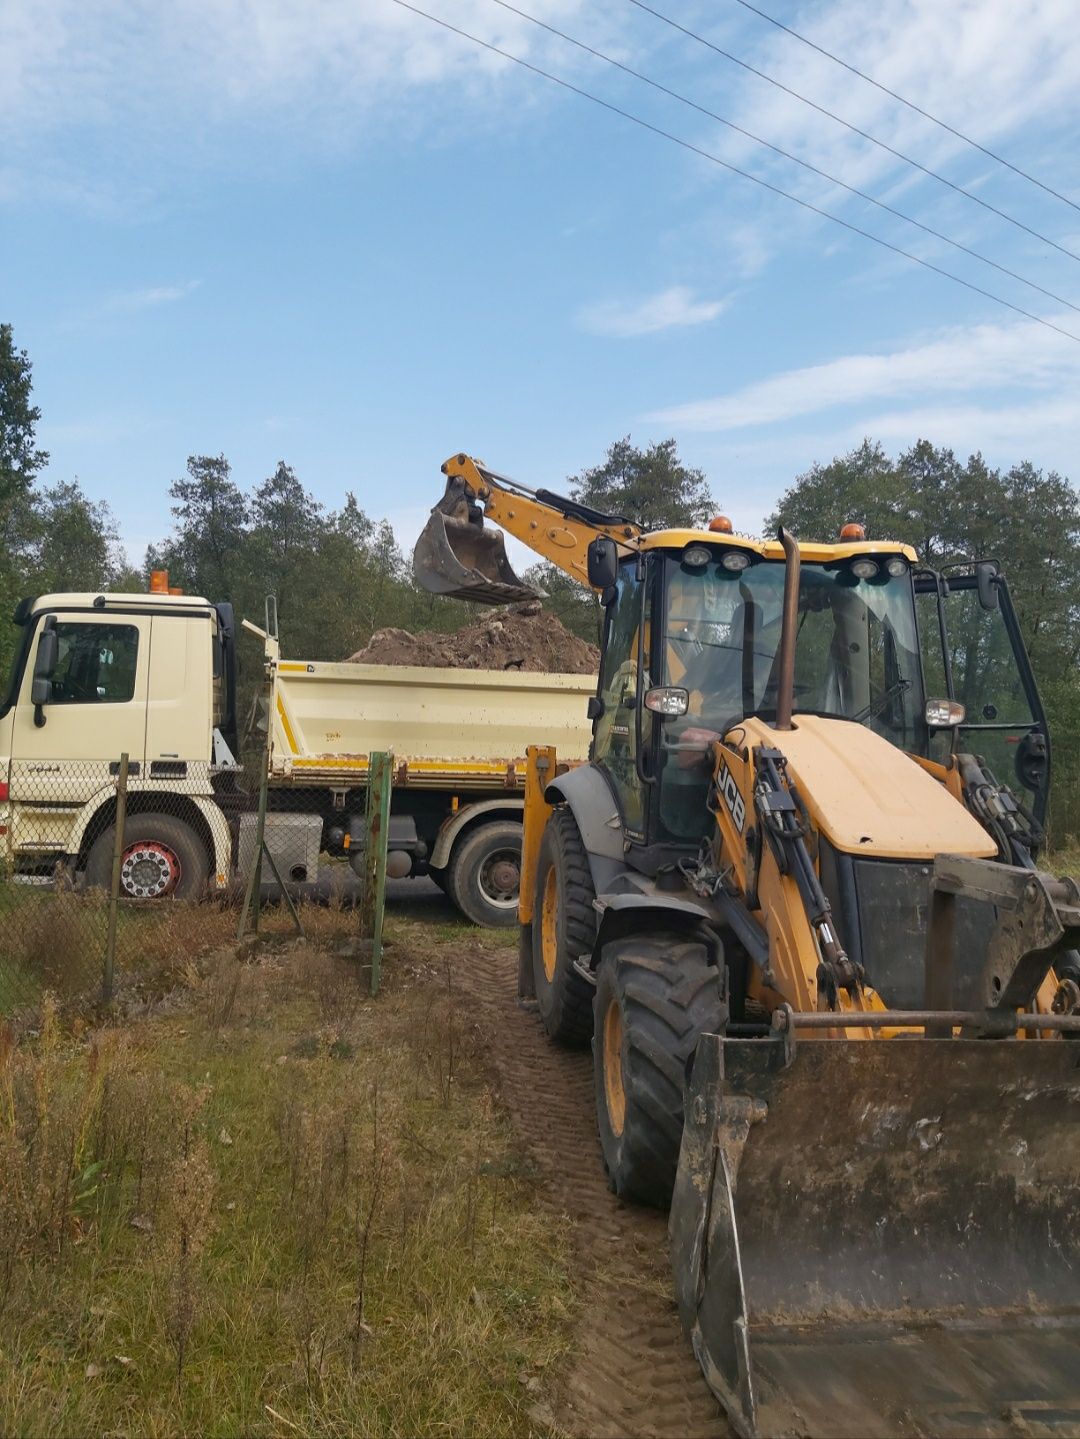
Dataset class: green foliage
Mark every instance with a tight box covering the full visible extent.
[0,327,131,683]
[0,323,48,517]
[569,436,715,530]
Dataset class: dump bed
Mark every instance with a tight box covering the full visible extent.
[270,659,594,789]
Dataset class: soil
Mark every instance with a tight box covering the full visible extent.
[346,602,600,675]
[450,941,729,1439]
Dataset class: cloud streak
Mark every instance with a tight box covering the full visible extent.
[104,280,201,312]
[647,315,1080,431]
[578,285,727,338]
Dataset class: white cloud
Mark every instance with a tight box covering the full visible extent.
[0,0,614,143]
[104,281,201,313]
[578,285,727,338]
[647,315,1080,430]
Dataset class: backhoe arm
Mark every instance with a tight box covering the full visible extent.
[413,452,643,604]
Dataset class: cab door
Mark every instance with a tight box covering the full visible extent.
[8,613,150,846]
[921,566,1050,825]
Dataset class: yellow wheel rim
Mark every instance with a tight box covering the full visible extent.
[540,867,559,983]
[603,996,626,1137]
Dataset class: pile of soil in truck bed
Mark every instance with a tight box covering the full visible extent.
[346,602,600,674]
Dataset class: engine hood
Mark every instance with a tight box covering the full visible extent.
[741,714,997,861]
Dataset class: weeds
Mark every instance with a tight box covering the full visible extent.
[0,939,573,1437]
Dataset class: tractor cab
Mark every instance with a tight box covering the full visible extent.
[590,534,1049,865]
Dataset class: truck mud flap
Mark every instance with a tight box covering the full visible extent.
[670,1031,1080,1438]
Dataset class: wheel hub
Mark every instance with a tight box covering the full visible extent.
[120,841,181,899]
[477,848,521,908]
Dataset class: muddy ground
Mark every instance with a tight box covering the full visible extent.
[395,881,727,1439]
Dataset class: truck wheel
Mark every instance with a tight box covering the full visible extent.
[447,820,523,928]
[85,813,210,901]
[593,937,727,1208]
[531,808,596,1046]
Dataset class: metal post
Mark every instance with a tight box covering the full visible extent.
[103,752,129,1004]
[237,753,269,941]
[363,751,392,995]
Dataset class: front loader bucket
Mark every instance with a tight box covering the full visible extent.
[413,481,540,606]
[671,1031,1080,1438]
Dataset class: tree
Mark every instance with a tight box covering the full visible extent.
[248,461,323,618]
[158,455,249,602]
[29,480,124,593]
[0,323,49,522]
[569,437,715,530]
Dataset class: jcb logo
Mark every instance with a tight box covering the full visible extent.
[718,759,746,833]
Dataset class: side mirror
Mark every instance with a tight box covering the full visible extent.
[31,623,58,708]
[587,537,619,591]
[976,560,1000,611]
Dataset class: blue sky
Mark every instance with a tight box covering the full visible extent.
[4,0,1080,573]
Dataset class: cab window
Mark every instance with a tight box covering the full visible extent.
[38,623,139,705]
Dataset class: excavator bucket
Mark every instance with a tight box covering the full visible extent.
[413,477,540,606]
[671,1030,1080,1438]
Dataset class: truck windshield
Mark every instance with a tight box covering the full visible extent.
[662,554,926,746]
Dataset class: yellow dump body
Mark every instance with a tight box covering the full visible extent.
[270,660,595,790]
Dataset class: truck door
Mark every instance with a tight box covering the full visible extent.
[8,612,150,815]
[918,566,1050,825]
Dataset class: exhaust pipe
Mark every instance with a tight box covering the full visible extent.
[774,526,800,730]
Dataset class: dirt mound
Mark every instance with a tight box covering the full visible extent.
[347,602,599,674]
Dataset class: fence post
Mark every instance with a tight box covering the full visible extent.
[237,746,270,941]
[363,751,392,996]
[103,752,129,1004]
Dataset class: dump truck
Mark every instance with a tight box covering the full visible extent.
[0,585,593,924]
[415,452,1080,1436]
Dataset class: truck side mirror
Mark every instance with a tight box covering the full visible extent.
[976,560,1000,611]
[587,538,619,592]
[30,620,58,724]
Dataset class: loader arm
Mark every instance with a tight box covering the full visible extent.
[414,452,643,604]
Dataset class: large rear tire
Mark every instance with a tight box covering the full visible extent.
[447,820,523,928]
[593,936,727,1208]
[85,812,209,901]
[531,808,597,1046]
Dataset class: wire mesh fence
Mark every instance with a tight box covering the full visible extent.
[0,752,388,1025]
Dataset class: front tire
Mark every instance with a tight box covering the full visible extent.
[531,808,596,1046]
[85,812,210,901]
[593,936,727,1208]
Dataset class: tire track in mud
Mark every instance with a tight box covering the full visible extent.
[453,944,728,1439]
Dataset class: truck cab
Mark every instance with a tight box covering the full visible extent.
[0,590,238,896]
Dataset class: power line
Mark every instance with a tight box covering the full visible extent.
[732,0,1080,216]
[626,0,1080,265]
[485,0,1080,316]
[386,0,1080,344]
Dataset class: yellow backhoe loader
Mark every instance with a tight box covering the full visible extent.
[416,454,1080,1437]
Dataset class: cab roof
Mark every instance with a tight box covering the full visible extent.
[639,530,920,564]
[19,591,214,620]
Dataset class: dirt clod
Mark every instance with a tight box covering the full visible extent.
[346,605,599,674]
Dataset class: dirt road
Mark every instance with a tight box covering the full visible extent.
[452,940,728,1439]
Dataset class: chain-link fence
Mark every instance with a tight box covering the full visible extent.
[0,751,389,1025]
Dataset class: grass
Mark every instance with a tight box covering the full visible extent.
[0,882,371,1024]
[0,934,572,1438]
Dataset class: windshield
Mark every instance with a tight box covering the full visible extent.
[662,554,926,747]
